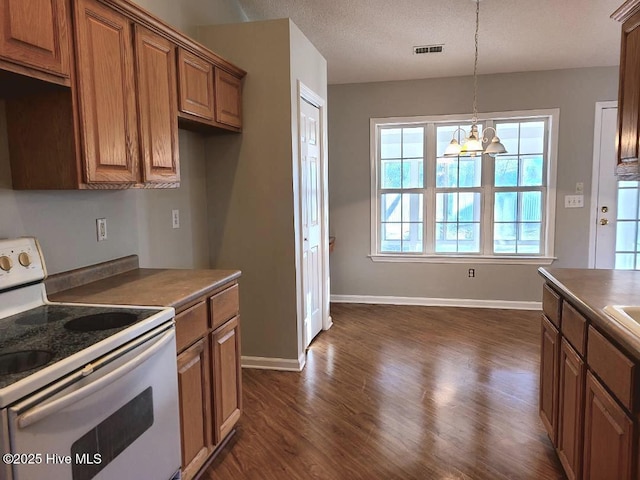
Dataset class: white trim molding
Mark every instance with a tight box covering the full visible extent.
[331,295,541,311]
[241,354,307,372]
[370,254,556,265]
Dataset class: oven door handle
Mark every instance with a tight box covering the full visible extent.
[17,329,175,429]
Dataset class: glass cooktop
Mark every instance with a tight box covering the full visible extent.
[0,304,161,390]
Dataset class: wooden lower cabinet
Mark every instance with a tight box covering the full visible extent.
[557,339,585,480]
[540,315,560,445]
[177,337,211,480]
[175,282,242,480]
[583,371,634,480]
[211,316,242,446]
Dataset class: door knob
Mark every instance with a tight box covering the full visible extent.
[600,218,609,225]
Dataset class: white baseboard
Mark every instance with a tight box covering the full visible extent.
[330,294,541,311]
[242,352,306,371]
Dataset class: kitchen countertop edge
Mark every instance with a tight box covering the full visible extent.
[538,267,640,361]
[50,268,242,313]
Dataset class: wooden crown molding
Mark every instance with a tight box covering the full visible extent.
[612,0,640,22]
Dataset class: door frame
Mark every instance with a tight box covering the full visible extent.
[588,100,618,268]
[295,80,332,367]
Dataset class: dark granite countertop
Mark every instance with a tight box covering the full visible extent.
[0,304,160,390]
[50,268,241,312]
[539,267,640,361]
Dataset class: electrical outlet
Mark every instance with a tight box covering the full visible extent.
[564,195,584,208]
[468,268,475,278]
[96,218,107,241]
[172,209,180,229]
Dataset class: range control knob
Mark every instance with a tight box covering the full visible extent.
[0,255,12,272]
[18,252,31,267]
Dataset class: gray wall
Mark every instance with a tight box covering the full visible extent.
[0,0,246,274]
[328,67,619,302]
[199,20,327,362]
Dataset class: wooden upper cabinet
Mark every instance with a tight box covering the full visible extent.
[0,0,70,79]
[73,0,139,184]
[177,48,215,121]
[134,25,179,184]
[215,67,242,129]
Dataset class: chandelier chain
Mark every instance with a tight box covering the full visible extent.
[472,0,479,124]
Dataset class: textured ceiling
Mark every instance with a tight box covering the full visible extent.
[234,0,624,85]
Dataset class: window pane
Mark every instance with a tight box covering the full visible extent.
[619,181,639,188]
[381,128,401,159]
[496,123,519,154]
[520,121,545,154]
[459,192,481,222]
[435,223,457,252]
[520,191,542,222]
[520,156,544,186]
[403,128,424,158]
[444,192,458,222]
[495,192,517,222]
[615,253,635,269]
[381,160,401,189]
[494,223,517,253]
[518,223,541,254]
[402,194,423,222]
[436,158,458,187]
[403,159,424,188]
[616,221,637,251]
[458,158,481,188]
[458,223,480,252]
[381,194,401,222]
[618,188,638,220]
[494,157,518,187]
[402,223,423,253]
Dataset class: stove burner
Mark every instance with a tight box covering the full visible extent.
[0,350,53,375]
[64,312,138,332]
[15,310,66,326]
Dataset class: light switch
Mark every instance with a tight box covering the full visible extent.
[564,195,584,208]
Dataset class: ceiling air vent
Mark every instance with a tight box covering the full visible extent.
[413,44,444,55]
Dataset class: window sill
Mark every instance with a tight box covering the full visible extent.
[369,254,556,265]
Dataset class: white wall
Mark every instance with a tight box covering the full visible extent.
[328,67,619,303]
[0,0,246,274]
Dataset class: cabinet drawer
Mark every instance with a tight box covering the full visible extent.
[175,301,208,353]
[561,302,587,357]
[542,284,561,328]
[210,284,239,330]
[587,326,636,411]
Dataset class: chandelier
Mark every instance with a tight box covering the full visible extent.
[444,0,506,157]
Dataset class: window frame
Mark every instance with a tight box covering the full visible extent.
[370,109,559,264]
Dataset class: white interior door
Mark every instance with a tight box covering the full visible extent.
[591,103,640,269]
[300,98,323,348]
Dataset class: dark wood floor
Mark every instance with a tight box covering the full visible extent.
[204,303,566,480]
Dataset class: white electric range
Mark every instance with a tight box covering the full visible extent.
[0,237,181,480]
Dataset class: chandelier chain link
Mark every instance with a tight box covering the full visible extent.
[472,0,479,125]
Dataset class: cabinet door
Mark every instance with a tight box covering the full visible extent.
[540,315,560,446]
[214,68,242,128]
[557,339,585,480]
[583,372,633,480]
[178,49,214,121]
[134,25,179,184]
[177,338,212,480]
[211,316,242,446]
[617,10,640,164]
[73,0,139,184]
[0,0,69,77]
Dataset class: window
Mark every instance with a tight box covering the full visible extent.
[615,180,640,269]
[370,110,558,263]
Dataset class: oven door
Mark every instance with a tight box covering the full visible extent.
[7,324,180,480]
